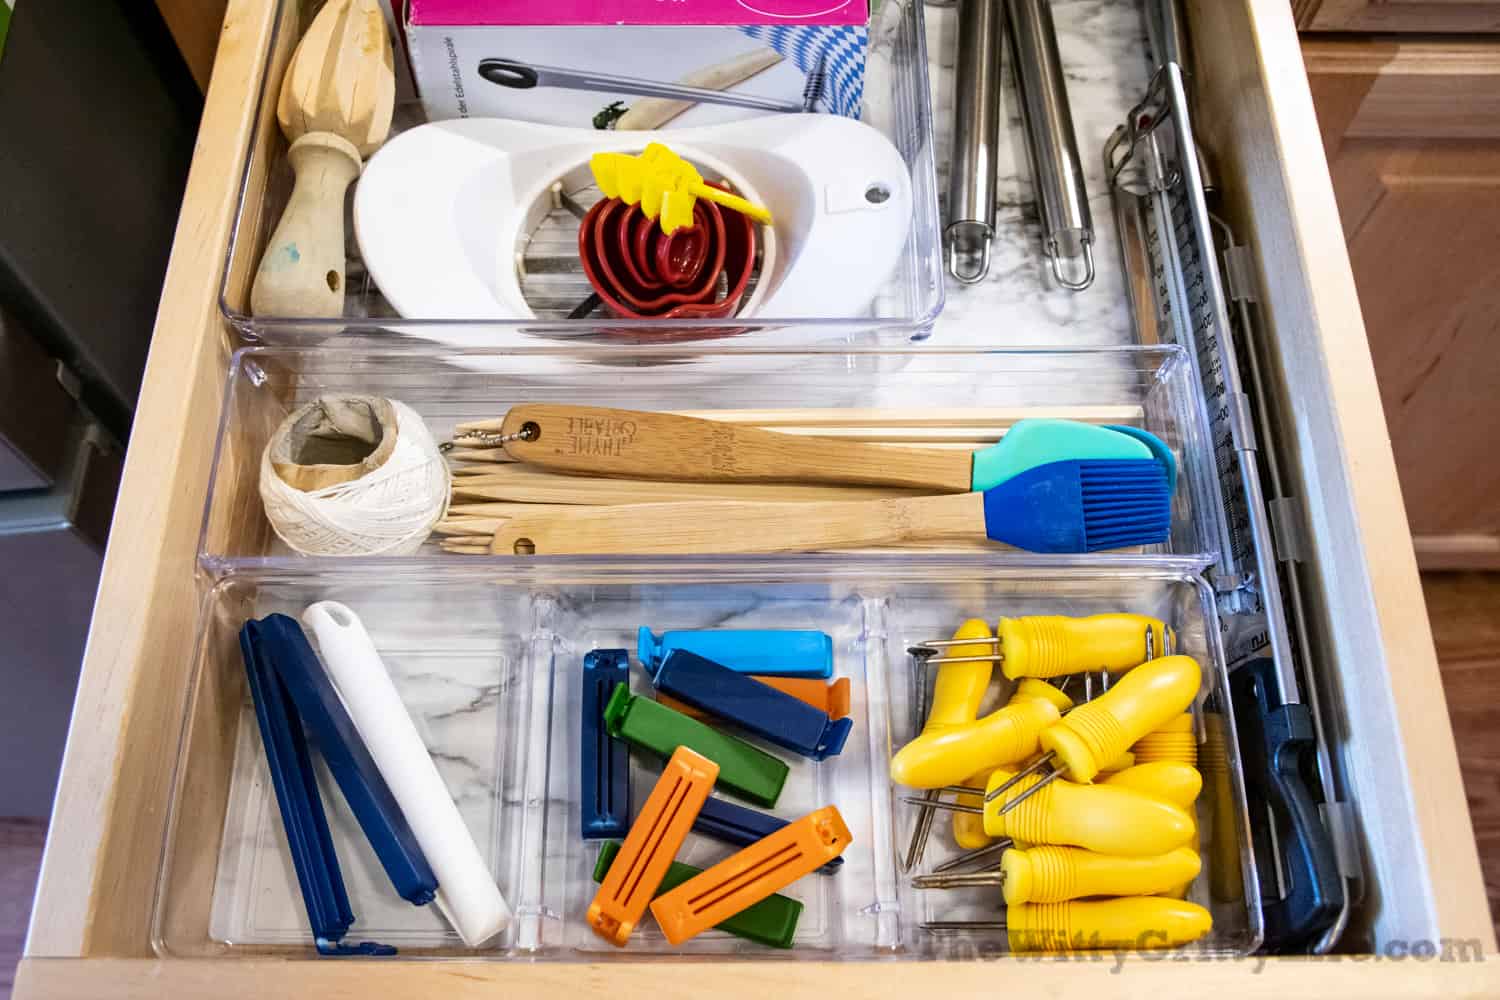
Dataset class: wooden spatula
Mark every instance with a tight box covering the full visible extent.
[494,404,1156,493]
[251,0,394,318]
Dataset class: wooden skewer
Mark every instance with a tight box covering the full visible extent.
[451,467,930,505]
[450,500,571,516]
[438,503,575,523]
[452,405,1143,434]
[457,426,1023,445]
[440,541,1004,554]
[450,440,978,467]
[440,541,492,555]
[452,462,521,475]
[484,495,999,555]
[447,431,996,464]
[445,447,517,463]
[436,513,1002,552]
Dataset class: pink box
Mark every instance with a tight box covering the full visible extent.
[409,0,868,26]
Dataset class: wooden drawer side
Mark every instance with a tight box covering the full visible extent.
[1189,0,1492,948]
[23,0,286,959]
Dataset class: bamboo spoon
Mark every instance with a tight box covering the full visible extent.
[251,0,394,318]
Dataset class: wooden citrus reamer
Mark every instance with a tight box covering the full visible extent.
[251,0,394,318]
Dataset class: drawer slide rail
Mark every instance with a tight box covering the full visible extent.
[1105,64,1349,954]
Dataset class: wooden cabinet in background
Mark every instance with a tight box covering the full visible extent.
[1305,39,1500,567]
[1296,0,1500,31]
[155,0,230,91]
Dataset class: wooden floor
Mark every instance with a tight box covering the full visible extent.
[1422,572,1500,940]
[1,820,45,1000]
[0,575,1496,992]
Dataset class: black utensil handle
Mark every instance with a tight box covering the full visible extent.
[1230,656,1345,952]
[479,59,538,89]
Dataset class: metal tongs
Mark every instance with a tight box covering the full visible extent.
[944,0,1093,289]
[1007,0,1094,289]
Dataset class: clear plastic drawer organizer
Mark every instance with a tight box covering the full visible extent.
[154,0,1284,963]
[221,0,945,349]
[199,346,1223,570]
[154,564,1261,959]
[152,343,1264,959]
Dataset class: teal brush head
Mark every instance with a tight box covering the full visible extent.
[1104,424,1178,496]
[970,420,1158,491]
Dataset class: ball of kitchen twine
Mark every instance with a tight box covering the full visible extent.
[259,398,449,556]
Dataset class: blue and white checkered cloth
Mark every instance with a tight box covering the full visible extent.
[737,25,867,119]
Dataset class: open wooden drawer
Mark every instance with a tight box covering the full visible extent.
[14,0,1497,994]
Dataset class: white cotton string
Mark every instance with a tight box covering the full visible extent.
[260,400,450,556]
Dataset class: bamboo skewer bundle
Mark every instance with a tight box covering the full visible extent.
[450,405,1141,434]
[436,405,1149,556]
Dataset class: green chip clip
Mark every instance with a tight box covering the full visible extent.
[603,682,789,807]
[592,841,802,949]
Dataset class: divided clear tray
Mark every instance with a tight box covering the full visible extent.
[152,563,1262,959]
[198,344,1225,570]
[220,0,944,349]
[152,340,1262,959]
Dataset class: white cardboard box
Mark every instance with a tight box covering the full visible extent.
[404,20,869,128]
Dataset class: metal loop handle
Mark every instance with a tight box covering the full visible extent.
[477,59,538,89]
[1049,240,1095,291]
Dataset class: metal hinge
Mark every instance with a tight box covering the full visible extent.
[1221,243,1259,303]
[1226,389,1257,454]
[1321,799,1362,880]
[1268,496,1309,564]
[54,361,83,401]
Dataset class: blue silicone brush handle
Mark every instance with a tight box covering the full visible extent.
[638,627,833,678]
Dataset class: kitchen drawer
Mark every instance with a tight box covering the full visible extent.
[14,0,1496,996]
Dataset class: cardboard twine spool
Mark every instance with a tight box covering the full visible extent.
[259,395,450,556]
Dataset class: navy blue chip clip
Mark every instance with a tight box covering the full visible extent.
[582,649,632,839]
[694,796,843,875]
[651,648,853,760]
[240,615,438,956]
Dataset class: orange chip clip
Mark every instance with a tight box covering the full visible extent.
[586,745,718,946]
[649,805,852,945]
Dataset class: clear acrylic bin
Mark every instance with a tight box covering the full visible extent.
[220,0,943,348]
[151,563,1261,959]
[199,344,1224,570]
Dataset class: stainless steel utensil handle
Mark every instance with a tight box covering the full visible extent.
[478,59,803,114]
[1006,0,1094,290]
[1144,0,1190,71]
[945,0,1006,284]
